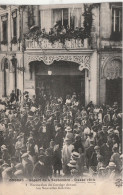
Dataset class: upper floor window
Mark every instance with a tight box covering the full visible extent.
[28,5,35,28]
[53,8,69,29]
[111,7,122,41]
[1,14,8,44]
[12,11,17,38]
[52,8,82,30]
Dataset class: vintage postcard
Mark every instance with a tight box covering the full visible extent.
[0,0,122,195]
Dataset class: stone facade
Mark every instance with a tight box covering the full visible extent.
[0,3,122,105]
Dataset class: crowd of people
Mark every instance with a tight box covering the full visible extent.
[0,90,122,182]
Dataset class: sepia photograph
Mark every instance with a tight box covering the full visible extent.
[0,0,122,194]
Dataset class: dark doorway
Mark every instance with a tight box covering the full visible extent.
[106,78,122,106]
[33,60,85,105]
[36,75,85,105]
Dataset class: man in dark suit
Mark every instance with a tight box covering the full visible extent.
[100,136,113,166]
[54,126,63,149]
[85,140,95,169]
[32,154,47,178]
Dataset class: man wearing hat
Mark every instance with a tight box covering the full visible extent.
[62,137,74,175]
[110,146,121,173]
[1,146,10,164]
[85,140,95,169]
[65,126,74,141]
[89,146,100,174]
[107,162,117,180]
[9,90,16,103]
[54,126,63,149]
[14,170,24,179]
[32,154,47,178]
[73,135,84,153]
[15,136,24,161]
[103,111,111,126]
[100,136,113,166]
[21,153,33,179]
[101,126,108,143]
[14,163,24,179]
[67,160,77,171]
[2,166,13,182]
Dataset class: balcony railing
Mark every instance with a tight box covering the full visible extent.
[25,38,89,50]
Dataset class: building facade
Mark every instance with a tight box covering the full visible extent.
[0,3,122,106]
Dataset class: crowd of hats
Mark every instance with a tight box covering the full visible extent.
[0,92,122,180]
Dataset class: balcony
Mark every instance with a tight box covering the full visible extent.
[25,38,89,51]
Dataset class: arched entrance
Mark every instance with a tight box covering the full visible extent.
[103,58,122,106]
[30,60,85,105]
[1,58,9,97]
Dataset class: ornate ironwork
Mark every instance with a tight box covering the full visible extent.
[26,54,90,71]
[103,59,122,79]
[101,55,122,79]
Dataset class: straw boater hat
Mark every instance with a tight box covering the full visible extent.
[39,147,45,152]
[65,126,72,132]
[4,167,13,173]
[67,160,77,168]
[14,170,23,177]
[99,166,105,170]
[71,152,80,159]
[114,130,119,135]
[94,146,100,151]
[2,163,9,168]
[108,162,116,168]
[21,153,29,159]
[17,136,21,140]
[15,163,23,170]
[108,128,114,134]
[64,137,72,143]
[1,145,7,150]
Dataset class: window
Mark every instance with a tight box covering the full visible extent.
[2,21,7,41]
[53,8,69,29]
[12,10,17,43]
[28,5,35,28]
[1,14,8,44]
[52,8,82,30]
[13,17,17,38]
[111,7,122,41]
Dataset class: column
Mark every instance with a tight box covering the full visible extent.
[0,71,3,97]
[34,5,39,26]
[17,9,20,50]
[89,51,98,105]
[24,55,35,98]
[8,61,14,94]
[81,4,84,28]
[85,69,90,105]
[8,6,12,51]
[8,72,14,94]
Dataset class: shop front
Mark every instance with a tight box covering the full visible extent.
[24,39,98,105]
[32,61,85,104]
